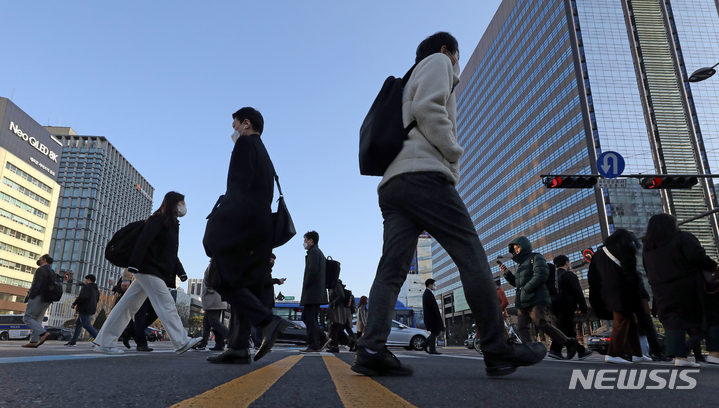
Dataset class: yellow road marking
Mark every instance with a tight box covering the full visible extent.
[322,355,417,408]
[170,355,303,408]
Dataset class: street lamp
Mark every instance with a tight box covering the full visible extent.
[689,62,719,82]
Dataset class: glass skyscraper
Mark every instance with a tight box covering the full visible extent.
[44,128,154,325]
[435,0,719,316]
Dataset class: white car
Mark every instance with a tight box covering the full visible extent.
[387,320,430,351]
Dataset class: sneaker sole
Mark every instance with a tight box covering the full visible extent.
[177,338,203,355]
[350,364,413,377]
[546,354,565,360]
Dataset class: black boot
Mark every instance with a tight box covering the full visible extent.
[254,316,290,362]
[351,346,413,376]
[483,342,547,377]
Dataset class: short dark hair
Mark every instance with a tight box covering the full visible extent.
[415,31,459,64]
[232,107,264,135]
[304,231,319,245]
[425,278,436,287]
[644,213,679,251]
[41,254,53,265]
[85,274,96,283]
[553,255,570,268]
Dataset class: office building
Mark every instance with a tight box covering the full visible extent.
[434,0,719,329]
[188,278,204,297]
[45,129,154,325]
[0,98,62,315]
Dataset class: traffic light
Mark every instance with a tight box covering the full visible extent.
[640,176,698,189]
[543,176,598,189]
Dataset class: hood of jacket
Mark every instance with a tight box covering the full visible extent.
[509,236,533,263]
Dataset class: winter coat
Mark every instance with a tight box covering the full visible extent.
[555,268,588,314]
[356,305,368,333]
[497,286,509,317]
[128,214,185,288]
[643,231,717,330]
[591,242,643,314]
[27,264,54,302]
[380,53,462,189]
[73,282,99,315]
[300,244,328,305]
[504,236,551,309]
[261,267,282,309]
[203,134,275,291]
[201,263,227,311]
[327,282,346,324]
[423,288,444,332]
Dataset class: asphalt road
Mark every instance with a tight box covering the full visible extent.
[1,339,717,408]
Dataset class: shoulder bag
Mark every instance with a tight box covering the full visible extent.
[272,175,296,248]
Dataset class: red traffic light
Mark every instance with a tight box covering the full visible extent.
[640,176,697,189]
[543,176,597,189]
[547,177,562,188]
[63,272,71,282]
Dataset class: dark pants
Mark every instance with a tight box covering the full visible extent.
[426,330,441,352]
[517,304,567,346]
[217,286,273,350]
[550,311,585,353]
[202,310,229,345]
[303,304,323,350]
[609,312,641,357]
[635,310,663,356]
[123,299,157,348]
[69,314,98,345]
[358,172,507,355]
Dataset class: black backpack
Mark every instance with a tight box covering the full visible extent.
[43,270,63,302]
[105,220,145,267]
[326,256,341,290]
[359,65,418,176]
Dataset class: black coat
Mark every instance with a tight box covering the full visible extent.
[203,134,275,291]
[261,267,282,309]
[300,245,328,305]
[27,264,54,301]
[129,214,184,288]
[73,283,99,315]
[592,243,643,314]
[555,268,588,314]
[422,289,444,332]
[643,231,717,330]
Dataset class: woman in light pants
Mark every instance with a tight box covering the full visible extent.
[94,191,200,355]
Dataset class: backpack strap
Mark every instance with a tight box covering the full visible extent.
[274,175,284,197]
[602,246,621,267]
[402,64,418,132]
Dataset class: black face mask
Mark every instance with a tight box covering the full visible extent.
[36,259,42,266]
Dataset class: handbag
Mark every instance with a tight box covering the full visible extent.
[703,270,719,294]
[272,175,296,248]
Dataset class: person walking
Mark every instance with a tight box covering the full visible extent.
[356,296,368,338]
[501,237,577,360]
[549,256,592,360]
[422,279,444,354]
[22,254,56,348]
[196,261,229,352]
[299,231,329,354]
[93,191,201,355]
[589,228,649,364]
[354,32,545,377]
[252,254,286,348]
[64,274,100,346]
[642,213,719,367]
[203,107,289,364]
[326,279,346,353]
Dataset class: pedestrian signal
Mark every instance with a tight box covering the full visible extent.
[640,176,698,189]
[543,176,598,189]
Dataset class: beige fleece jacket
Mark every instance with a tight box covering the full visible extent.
[379,53,463,189]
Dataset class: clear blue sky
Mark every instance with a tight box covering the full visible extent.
[1,0,502,298]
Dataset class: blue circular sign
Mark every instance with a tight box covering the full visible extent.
[597,151,625,179]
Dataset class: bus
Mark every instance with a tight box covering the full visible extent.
[0,314,48,341]
[272,300,416,329]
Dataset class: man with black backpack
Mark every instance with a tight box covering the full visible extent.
[22,254,58,348]
[501,237,577,360]
[550,255,593,360]
[299,231,328,354]
[353,32,546,377]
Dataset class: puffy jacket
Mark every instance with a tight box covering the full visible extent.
[504,236,551,309]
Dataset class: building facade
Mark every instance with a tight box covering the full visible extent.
[188,278,203,297]
[0,98,62,315]
[45,129,153,325]
[434,0,719,328]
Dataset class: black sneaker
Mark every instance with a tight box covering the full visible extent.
[207,348,251,364]
[351,347,413,376]
[565,338,578,360]
[547,350,565,360]
[327,346,340,353]
[121,333,131,349]
[483,342,547,377]
[578,350,594,360]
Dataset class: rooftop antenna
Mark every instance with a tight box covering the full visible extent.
[10,89,14,101]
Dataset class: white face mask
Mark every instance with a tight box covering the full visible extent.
[453,62,460,76]
[231,125,248,144]
[176,204,187,217]
[303,242,309,250]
